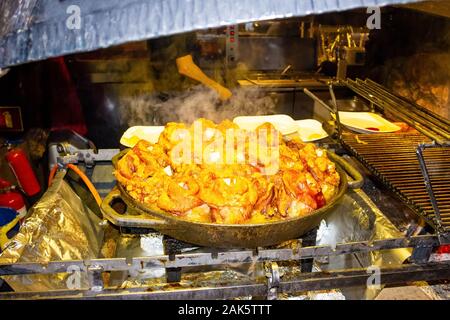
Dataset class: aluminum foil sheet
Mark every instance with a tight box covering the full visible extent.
[316,189,412,300]
[107,188,413,299]
[0,0,423,68]
[0,171,104,292]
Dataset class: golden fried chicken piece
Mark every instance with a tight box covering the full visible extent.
[211,206,252,224]
[297,143,340,202]
[252,175,275,214]
[216,119,240,134]
[194,118,218,142]
[183,204,212,223]
[199,175,257,207]
[158,122,188,152]
[133,140,169,171]
[198,174,258,224]
[115,150,157,188]
[157,177,202,213]
[254,122,283,147]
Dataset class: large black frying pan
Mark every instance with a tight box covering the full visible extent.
[102,150,363,248]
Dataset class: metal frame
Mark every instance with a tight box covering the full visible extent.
[1,233,449,299]
[307,78,450,233]
[1,261,449,300]
[416,141,450,233]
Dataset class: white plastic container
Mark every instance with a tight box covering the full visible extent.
[120,126,165,147]
[295,119,328,142]
[336,112,401,133]
[233,114,298,135]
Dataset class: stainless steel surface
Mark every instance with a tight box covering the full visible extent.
[332,97,371,112]
[0,0,425,69]
[303,88,336,115]
[303,86,344,138]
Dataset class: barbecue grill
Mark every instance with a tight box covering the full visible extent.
[342,133,450,232]
[0,0,449,300]
[339,79,450,233]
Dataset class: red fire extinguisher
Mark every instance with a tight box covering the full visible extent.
[5,145,41,197]
[0,178,27,221]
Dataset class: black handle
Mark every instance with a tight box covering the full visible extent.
[327,151,364,189]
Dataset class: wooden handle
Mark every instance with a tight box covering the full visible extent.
[176,55,232,100]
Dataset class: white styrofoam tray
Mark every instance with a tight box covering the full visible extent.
[335,112,401,133]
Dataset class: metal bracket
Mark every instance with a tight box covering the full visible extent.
[410,242,434,264]
[303,82,342,141]
[438,232,450,246]
[266,262,281,300]
[57,149,120,169]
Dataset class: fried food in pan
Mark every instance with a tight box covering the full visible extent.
[115,119,340,224]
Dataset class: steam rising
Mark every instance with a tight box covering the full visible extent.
[120,86,277,126]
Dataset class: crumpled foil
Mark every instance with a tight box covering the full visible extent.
[0,171,104,292]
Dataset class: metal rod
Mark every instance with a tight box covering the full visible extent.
[416,143,444,231]
[365,78,450,127]
[345,79,447,144]
[303,88,335,114]
[359,79,450,134]
[356,78,450,136]
[1,261,449,300]
[0,235,443,277]
[328,83,343,139]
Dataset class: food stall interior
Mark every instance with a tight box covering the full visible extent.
[0,0,449,300]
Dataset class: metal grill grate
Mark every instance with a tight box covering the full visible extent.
[342,133,450,231]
